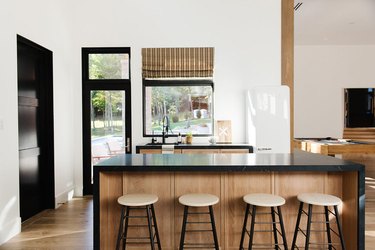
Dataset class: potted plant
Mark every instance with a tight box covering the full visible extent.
[185,132,193,144]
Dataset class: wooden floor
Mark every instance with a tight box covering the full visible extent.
[0,197,93,250]
[1,196,375,249]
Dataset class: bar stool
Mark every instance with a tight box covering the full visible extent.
[179,193,220,250]
[239,193,288,250]
[291,193,346,250]
[116,193,162,250]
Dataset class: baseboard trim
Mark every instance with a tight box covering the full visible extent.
[55,187,75,208]
[0,217,21,245]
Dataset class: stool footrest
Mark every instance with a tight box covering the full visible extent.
[250,243,285,249]
[187,211,210,215]
[186,221,211,224]
[185,229,213,233]
[125,215,148,218]
[183,242,216,248]
[254,221,280,224]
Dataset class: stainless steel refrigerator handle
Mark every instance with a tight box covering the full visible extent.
[125,137,131,153]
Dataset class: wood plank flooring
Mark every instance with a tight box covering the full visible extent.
[1,196,375,249]
[0,197,93,250]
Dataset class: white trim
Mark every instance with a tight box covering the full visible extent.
[0,217,21,245]
[74,185,83,197]
[55,187,75,208]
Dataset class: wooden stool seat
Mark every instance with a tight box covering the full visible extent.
[117,193,158,206]
[297,192,342,206]
[179,193,219,207]
[243,193,286,207]
[116,194,161,250]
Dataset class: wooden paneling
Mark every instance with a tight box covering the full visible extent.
[139,149,182,154]
[220,149,250,154]
[343,128,375,142]
[282,0,294,146]
[275,172,326,247]
[99,172,123,250]
[122,172,174,249]
[99,171,358,249]
[342,172,358,250]
[225,173,272,249]
[182,149,220,154]
[139,149,162,154]
[174,173,222,247]
[343,153,375,201]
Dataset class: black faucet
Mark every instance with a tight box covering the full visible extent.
[162,115,169,144]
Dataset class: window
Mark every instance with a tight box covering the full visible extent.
[88,53,129,79]
[143,79,214,137]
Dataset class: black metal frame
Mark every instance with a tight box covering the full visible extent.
[291,202,346,250]
[142,78,215,138]
[179,205,219,249]
[116,204,161,250]
[239,204,288,250]
[82,47,132,195]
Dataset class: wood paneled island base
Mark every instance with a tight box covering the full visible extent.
[94,153,364,250]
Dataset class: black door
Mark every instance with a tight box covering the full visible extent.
[17,35,55,221]
[82,48,132,195]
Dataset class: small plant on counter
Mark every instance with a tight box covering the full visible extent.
[185,132,193,144]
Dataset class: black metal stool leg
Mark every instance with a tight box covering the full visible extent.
[179,206,189,250]
[271,207,279,250]
[123,207,130,250]
[305,204,313,250]
[239,204,250,250]
[248,205,257,250]
[334,205,346,250]
[146,205,156,250]
[291,202,304,249]
[209,205,219,250]
[116,206,125,250]
[324,206,333,250]
[277,206,288,250]
[151,204,162,249]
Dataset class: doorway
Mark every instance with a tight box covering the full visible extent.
[82,48,132,195]
[17,35,55,222]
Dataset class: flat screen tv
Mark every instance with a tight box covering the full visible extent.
[345,88,375,127]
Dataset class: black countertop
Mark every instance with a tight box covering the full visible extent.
[135,143,253,153]
[95,151,364,172]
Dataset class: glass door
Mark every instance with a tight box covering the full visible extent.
[90,90,129,178]
[82,48,131,195]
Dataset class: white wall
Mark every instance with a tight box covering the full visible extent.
[1,0,281,244]
[0,0,76,244]
[68,0,282,193]
[295,45,375,138]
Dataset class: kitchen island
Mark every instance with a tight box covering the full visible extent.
[94,152,364,250]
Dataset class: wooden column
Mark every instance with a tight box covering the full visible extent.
[282,0,294,146]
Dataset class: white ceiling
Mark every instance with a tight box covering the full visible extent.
[294,0,375,45]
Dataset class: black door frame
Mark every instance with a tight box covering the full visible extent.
[17,35,55,220]
[82,47,132,195]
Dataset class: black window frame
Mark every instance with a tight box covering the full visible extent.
[82,47,132,195]
[142,78,214,137]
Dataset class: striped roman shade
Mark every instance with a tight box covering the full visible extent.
[142,47,214,78]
